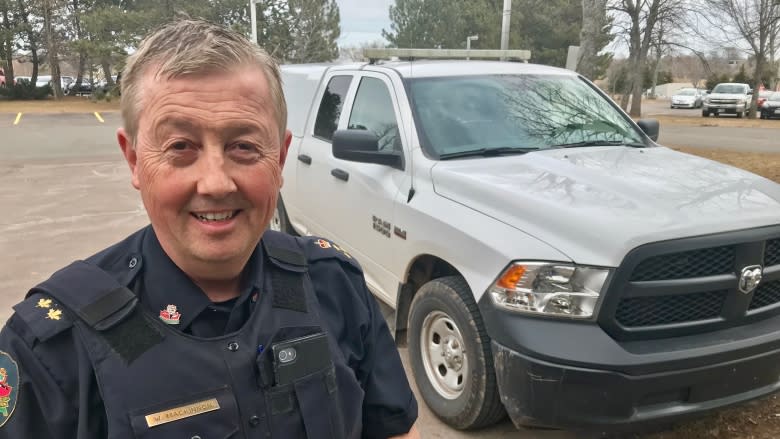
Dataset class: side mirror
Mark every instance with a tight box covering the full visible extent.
[332,130,404,170]
[636,119,660,142]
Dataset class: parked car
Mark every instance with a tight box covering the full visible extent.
[14,76,32,85]
[60,75,75,90]
[0,67,5,87]
[759,91,780,119]
[757,90,773,109]
[276,52,780,432]
[35,75,52,88]
[670,88,704,108]
[702,82,753,117]
[65,79,93,96]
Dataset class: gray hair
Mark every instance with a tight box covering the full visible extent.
[120,19,287,142]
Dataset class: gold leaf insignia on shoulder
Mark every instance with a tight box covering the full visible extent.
[36,298,53,309]
[331,243,352,259]
[46,309,63,321]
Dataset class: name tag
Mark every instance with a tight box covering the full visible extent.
[145,398,220,428]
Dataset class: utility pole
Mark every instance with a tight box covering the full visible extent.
[250,0,258,44]
[500,0,512,51]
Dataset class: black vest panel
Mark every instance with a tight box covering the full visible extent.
[32,232,364,439]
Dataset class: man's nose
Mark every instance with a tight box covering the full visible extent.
[196,149,237,198]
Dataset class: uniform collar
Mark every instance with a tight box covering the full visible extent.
[138,228,264,331]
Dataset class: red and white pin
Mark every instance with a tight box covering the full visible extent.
[159,304,181,325]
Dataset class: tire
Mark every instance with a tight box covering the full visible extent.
[269,196,297,235]
[702,110,709,117]
[408,276,505,430]
[737,110,743,119]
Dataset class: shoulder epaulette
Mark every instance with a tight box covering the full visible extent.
[305,237,362,271]
[11,292,73,342]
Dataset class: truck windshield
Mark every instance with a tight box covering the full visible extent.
[408,74,645,157]
[712,84,747,94]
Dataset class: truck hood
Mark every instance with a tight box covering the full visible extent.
[431,146,780,266]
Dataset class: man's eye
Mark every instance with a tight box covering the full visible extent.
[171,141,189,151]
[234,143,255,151]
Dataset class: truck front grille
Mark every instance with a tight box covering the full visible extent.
[710,99,738,105]
[630,246,734,281]
[600,227,780,341]
[766,239,780,266]
[749,280,780,310]
[615,290,726,327]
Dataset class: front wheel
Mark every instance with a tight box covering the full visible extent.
[408,276,505,430]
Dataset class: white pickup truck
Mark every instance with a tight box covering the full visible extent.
[274,54,780,431]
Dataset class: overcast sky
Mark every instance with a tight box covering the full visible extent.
[335,0,392,47]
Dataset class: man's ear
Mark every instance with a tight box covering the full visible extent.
[117,128,141,190]
[280,129,292,167]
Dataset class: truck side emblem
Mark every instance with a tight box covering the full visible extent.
[738,265,763,294]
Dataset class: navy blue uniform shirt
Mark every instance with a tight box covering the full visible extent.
[0,226,417,438]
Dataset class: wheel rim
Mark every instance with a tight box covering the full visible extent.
[420,310,468,400]
[269,206,282,232]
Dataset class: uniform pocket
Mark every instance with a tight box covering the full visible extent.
[267,365,346,439]
[128,386,240,439]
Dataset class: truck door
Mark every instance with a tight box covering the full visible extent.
[294,74,354,238]
[323,73,411,304]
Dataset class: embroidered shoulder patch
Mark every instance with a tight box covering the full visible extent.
[0,351,19,427]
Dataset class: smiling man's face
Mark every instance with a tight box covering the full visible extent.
[118,66,290,281]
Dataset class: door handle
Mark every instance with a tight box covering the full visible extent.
[330,169,349,182]
[298,154,312,165]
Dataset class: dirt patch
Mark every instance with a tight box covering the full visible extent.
[0,96,120,113]
[673,147,780,183]
[621,146,780,439]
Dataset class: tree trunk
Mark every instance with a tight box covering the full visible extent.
[101,59,113,87]
[0,3,14,83]
[576,0,607,79]
[16,0,39,83]
[42,0,63,98]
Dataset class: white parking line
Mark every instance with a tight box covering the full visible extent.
[94,112,105,123]
[13,113,22,125]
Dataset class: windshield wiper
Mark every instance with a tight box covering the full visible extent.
[553,140,646,149]
[439,146,538,160]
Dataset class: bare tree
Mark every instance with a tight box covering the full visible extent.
[700,0,780,117]
[609,0,689,116]
[577,0,609,79]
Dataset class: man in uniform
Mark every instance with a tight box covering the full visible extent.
[0,19,419,438]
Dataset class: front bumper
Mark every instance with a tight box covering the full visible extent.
[671,100,696,108]
[703,103,747,114]
[479,296,780,430]
[493,341,780,430]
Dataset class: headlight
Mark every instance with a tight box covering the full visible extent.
[488,262,610,318]
[704,98,710,104]
[737,98,746,104]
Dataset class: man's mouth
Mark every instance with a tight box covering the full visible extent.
[192,210,240,222]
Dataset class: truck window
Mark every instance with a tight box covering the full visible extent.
[348,77,401,152]
[314,75,352,141]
